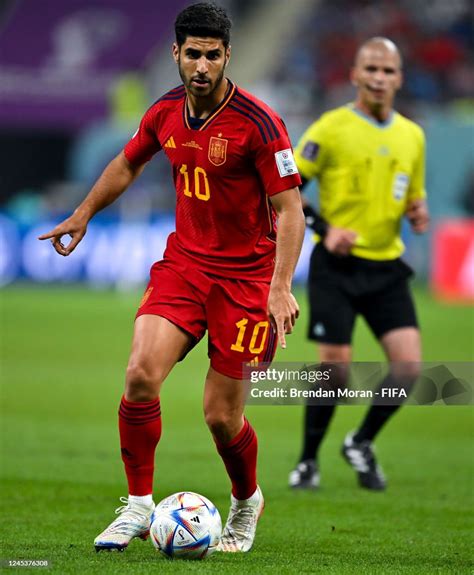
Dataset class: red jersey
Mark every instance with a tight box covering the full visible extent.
[124,80,301,281]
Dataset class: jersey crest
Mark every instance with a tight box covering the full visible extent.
[208,136,228,166]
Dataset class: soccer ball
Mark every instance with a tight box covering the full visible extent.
[150,491,222,560]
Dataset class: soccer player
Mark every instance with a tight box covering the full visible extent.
[39,3,305,552]
[288,38,429,491]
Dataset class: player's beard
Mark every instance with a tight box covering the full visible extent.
[178,59,226,99]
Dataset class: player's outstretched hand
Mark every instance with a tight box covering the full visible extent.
[324,226,358,256]
[38,213,88,256]
[406,199,430,234]
[267,286,300,349]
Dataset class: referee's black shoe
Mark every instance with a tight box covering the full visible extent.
[288,460,320,489]
[341,432,386,491]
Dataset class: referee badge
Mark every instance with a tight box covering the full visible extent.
[393,173,409,200]
[208,136,228,166]
[302,141,319,161]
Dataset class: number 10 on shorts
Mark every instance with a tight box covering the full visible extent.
[231,319,269,354]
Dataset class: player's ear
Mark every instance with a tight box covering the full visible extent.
[350,67,358,87]
[172,42,180,64]
[396,69,403,90]
[225,45,231,67]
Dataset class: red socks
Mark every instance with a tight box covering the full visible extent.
[215,418,258,500]
[118,396,162,496]
[118,396,256,501]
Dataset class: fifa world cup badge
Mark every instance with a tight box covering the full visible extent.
[208,137,228,166]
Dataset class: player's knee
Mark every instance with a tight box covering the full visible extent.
[391,361,421,382]
[125,362,162,402]
[386,363,421,400]
[319,345,351,364]
[204,410,239,443]
[406,362,421,381]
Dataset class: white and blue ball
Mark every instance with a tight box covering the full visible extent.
[150,491,221,560]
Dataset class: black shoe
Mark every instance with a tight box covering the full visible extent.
[288,460,320,489]
[341,432,386,491]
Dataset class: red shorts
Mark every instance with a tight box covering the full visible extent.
[136,259,277,379]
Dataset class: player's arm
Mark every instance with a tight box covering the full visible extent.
[268,187,305,349]
[39,152,145,256]
[406,198,429,233]
[299,176,329,237]
[299,176,357,257]
[40,102,160,256]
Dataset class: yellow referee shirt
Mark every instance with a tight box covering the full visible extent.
[295,104,426,260]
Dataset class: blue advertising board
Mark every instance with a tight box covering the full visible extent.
[0,213,314,288]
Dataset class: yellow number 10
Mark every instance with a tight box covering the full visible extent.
[180,164,210,201]
[231,318,269,354]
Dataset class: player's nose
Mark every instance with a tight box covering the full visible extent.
[373,70,385,84]
[196,56,209,74]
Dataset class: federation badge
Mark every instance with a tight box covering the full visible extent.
[208,136,228,166]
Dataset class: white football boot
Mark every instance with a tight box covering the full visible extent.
[217,486,264,552]
[94,497,154,552]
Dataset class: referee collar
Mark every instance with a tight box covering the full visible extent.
[349,104,395,128]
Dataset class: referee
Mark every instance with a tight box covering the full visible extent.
[289,38,430,490]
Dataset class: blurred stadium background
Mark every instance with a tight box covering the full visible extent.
[0,0,473,294]
[1,1,473,573]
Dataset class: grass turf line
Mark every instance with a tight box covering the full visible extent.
[0,285,473,574]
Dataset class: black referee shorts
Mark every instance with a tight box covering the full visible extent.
[307,243,418,345]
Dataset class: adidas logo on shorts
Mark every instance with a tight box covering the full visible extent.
[313,322,326,337]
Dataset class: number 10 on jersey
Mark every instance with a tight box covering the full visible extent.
[180,164,210,201]
[231,319,269,354]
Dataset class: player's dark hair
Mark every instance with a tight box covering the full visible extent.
[175,2,232,49]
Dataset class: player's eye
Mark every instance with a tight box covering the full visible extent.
[186,50,201,59]
[366,66,377,72]
[207,52,220,60]
[384,68,396,74]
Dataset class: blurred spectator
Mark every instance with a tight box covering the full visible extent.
[278,0,473,117]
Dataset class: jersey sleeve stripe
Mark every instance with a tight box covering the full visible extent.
[234,92,280,141]
[157,85,185,103]
[159,93,186,102]
[233,97,277,143]
[229,103,268,144]
[235,99,276,142]
[166,84,185,96]
[168,84,185,94]
[145,86,185,111]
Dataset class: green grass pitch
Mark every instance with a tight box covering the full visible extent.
[1,285,473,574]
